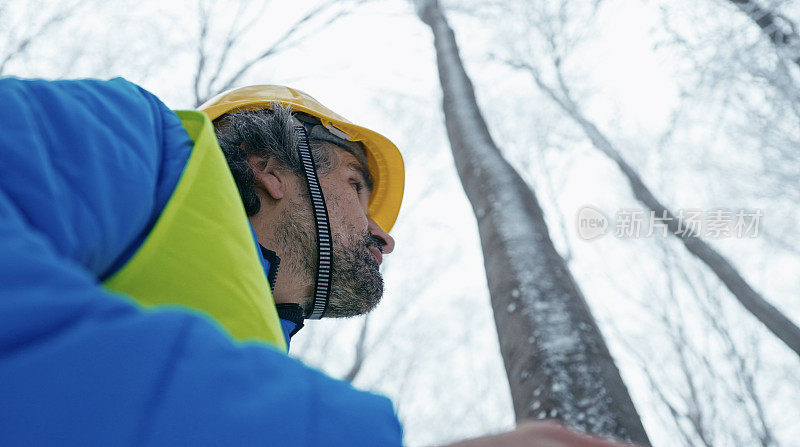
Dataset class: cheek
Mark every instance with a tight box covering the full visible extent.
[319,172,370,233]
[324,191,368,236]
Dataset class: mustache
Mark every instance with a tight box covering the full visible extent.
[364,233,385,253]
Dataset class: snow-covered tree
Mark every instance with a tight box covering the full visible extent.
[414,0,650,443]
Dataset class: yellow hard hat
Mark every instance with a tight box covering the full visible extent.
[199,85,404,233]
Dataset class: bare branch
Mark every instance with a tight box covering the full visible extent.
[193,0,210,106]
[342,315,370,382]
[200,1,341,105]
[504,44,800,361]
[203,1,267,94]
[728,0,800,66]
[0,1,83,75]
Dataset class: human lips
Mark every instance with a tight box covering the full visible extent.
[368,246,383,266]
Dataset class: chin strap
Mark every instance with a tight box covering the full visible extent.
[293,126,332,319]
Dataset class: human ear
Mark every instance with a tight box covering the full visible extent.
[248,154,286,200]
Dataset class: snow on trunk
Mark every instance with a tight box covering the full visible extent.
[415,1,650,444]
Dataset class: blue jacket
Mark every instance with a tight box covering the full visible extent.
[0,78,403,446]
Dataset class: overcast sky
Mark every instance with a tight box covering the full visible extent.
[3,0,799,445]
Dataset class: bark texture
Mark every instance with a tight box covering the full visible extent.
[416,1,650,444]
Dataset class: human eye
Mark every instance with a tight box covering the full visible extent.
[350,180,363,194]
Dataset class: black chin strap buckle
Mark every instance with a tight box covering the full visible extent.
[293,126,332,319]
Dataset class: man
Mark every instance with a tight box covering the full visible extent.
[199,85,405,344]
[0,78,632,446]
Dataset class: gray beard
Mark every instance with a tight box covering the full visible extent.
[274,199,384,318]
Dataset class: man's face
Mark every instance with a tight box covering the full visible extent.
[274,143,395,317]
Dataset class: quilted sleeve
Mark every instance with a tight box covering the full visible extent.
[0,78,403,446]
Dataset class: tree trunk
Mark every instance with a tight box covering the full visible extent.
[415,1,650,444]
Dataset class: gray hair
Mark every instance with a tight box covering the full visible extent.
[213,103,369,216]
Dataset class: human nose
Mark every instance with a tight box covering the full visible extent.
[368,218,395,254]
